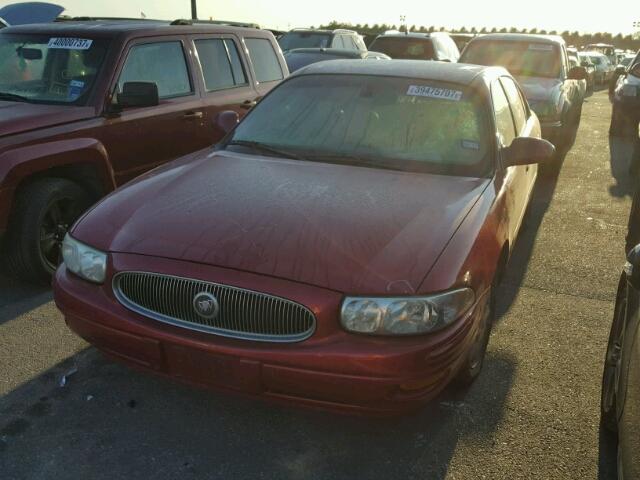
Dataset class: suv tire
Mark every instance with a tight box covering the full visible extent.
[3,178,91,284]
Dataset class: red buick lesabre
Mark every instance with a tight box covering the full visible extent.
[53,61,554,415]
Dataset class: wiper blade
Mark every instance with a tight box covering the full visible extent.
[0,92,31,103]
[226,140,304,160]
[306,153,405,172]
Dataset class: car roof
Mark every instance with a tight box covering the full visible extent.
[469,33,565,45]
[1,20,269,40]
[291,59,506,88]
[285,48,365,58]
[373,32,449,39]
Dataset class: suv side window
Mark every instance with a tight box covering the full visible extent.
[345,35,359,50]
[491,81,516,147]
[500,77,528,134]
[354,35,367,51]
[332,35,345,49]
[119,41,192,99]
[245,38,284,83]
[195,38,247,91]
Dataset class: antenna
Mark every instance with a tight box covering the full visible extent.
[191,0,197,20]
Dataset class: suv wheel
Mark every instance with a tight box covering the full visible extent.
[3,178,90,284]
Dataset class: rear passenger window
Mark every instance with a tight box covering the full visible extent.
[119,41,192,98]
[491,81,516,147]
[500,77,528,134]
[195,38,247,91]
[245,38,284,83]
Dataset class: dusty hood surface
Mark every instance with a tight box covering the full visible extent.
[74,151,490,294]
[0,101,94,137]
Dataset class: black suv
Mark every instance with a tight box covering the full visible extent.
[278,28,366,52]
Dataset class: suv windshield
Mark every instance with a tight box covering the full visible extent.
[0,34,108,104]
[369,37,436,60]
[462,40,562,78]
[278,32,332,51]
[224,74,490,177]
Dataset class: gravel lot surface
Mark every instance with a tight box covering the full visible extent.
[0,90,634,479]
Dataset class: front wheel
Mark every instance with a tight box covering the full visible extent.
[3,178,91,284]
[453,283,496,387]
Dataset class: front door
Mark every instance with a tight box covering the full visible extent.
[99,37,206,185]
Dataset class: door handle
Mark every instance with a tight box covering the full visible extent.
[183,111,204,119]
[241,100,257,109]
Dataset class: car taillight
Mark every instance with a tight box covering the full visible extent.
[631,64,640,78]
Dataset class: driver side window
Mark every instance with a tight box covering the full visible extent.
[491,81,517,148]
[118,41,192,99]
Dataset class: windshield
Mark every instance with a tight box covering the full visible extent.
[368,37,436,60]
[0,34,108,105]
[278,32,332,51]
[224,74,491,177]
[462,40,562,78]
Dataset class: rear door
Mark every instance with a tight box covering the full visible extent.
[191,35,260,145]
[100,36,206,184]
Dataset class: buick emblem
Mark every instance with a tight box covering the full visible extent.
[193,292,219,320]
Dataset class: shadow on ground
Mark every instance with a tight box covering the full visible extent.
[0,271,51,326]
[0,345,516,479]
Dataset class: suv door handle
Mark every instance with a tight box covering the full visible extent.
[183,111,203,119]
[241,100,257,109]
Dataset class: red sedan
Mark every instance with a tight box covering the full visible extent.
[53,61,554,415]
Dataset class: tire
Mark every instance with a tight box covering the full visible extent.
[3,178,91,284]
[453,282,496,387]
[601,279,627,432]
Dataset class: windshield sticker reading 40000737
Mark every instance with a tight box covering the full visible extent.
[47,37,93,50]
[407,85,463,101]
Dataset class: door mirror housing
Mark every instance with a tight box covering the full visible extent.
[568,66,588,81]
[214,110,240,136]
[503,137,555,167]
[16,47,42,60]
[117,82,159,109]
[626,244,640,287]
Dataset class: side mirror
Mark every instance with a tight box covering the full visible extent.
[580,61,590,67]
[503,137,556,166]
[568,66,588,81]
[214,110,239,136]
[615,65,627,76]
[117,82,159,109]
[626,244,640,287]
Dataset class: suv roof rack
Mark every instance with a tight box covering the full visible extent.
[170,19,260,28]
[291,28,358,34]
[56,16,162,22]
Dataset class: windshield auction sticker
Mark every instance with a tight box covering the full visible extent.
[407,85,463,101]
[48,38,93,50]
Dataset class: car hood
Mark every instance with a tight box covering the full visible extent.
[74,151,490,294]
[515,76,563,103]
[0,102,94,137]
[0,2,63,26]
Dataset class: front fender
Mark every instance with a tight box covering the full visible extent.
[0,138,115,231]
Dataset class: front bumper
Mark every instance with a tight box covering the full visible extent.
[53,253,484,416]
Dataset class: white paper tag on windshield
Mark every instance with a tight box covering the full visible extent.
[407,85,462,101]
[528,44,553,51]
[48,37,93,50]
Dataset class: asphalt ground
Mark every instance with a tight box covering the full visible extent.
[0,90,635,479]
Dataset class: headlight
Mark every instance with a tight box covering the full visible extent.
[61,234,107,284]
[340,288,475,336]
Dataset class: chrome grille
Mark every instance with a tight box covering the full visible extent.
[113,272,316,342]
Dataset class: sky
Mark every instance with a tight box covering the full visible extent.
[14,0,640,35]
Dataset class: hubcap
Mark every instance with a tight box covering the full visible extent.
[39,197,78,272]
